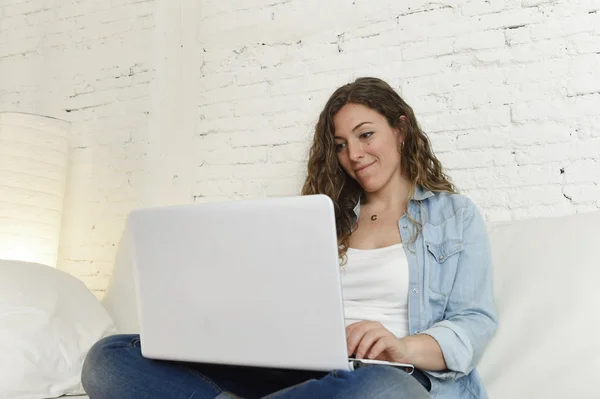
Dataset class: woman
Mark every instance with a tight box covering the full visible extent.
[82,77,497,399]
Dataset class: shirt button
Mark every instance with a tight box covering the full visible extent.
[412,288,419,294]
[439,255,445,261]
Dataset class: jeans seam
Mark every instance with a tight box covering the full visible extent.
[187,367,224,394]
[97,335,139,351]
[222,392,243,399]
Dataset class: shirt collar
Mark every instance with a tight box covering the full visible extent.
[352,185,433,217]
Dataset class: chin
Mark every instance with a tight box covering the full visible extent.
[355,177,384,193]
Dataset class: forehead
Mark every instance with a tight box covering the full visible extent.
[333,103,385,134]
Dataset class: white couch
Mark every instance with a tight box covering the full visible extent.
[102,209,600,399]
[2,210,599,398]
[477,210,600,398]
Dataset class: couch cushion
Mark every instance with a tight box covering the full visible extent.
[479,210,600,398]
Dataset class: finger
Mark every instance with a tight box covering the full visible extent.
[367,336,393,360]
[345,320,369,336]
[347,321,384,353]
[346,322,379,355]
[355,329,388,359]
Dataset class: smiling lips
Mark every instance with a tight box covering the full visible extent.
[355,162,375,174]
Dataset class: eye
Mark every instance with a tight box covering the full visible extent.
[335,143,346,152]
[360,131,374,139]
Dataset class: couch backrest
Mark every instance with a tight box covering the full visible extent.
[101,229,140,334]
[479,210,600,398]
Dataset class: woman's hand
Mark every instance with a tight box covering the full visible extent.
[346,321,408,363]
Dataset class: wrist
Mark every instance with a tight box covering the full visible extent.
[394,336,412,363]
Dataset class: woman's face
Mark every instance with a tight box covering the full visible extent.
[333,103,404,193]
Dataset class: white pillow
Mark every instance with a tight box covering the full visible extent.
[0,259,117,399]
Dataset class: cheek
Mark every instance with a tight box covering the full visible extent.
[371,142,400,166]
[340,158,358,179]
[365,141,383,157]
[337,154,351,172]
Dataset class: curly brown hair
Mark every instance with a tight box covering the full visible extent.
[301,77,456,261]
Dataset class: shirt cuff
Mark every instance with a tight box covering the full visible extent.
[420,322,470,380]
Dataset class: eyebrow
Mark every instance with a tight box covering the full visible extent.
[334,121,373,139]
[353,121,373,131]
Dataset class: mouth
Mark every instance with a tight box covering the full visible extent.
[355,162,375,174]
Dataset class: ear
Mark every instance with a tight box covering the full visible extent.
[396,115,408,143]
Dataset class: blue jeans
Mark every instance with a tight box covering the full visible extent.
[82,334,430,399]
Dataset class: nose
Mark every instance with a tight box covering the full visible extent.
[347,140,365,162]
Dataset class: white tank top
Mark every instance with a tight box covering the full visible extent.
[340,243,410,339]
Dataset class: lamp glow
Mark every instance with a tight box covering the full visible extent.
[0,112,70,267]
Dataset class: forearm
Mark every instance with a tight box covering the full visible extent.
[399,334,447,371]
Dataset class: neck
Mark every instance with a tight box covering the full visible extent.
[363,172,412,212]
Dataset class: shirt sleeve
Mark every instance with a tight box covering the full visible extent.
[420,198,498,380]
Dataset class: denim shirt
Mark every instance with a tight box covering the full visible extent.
[352,186,498,399]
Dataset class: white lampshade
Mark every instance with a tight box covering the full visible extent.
[0,112,70,267]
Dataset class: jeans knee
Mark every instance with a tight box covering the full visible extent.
[81,334,139,396]
[349,366,430,398]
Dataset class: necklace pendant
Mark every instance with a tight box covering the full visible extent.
[371,214,378,221]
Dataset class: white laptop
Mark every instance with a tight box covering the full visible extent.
[126,194,414,374]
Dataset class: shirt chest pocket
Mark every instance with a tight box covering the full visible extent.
[425,240,463,296]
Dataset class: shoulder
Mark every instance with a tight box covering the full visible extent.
[420,191,480,225]
[421,192,489,248]
[427,191,473,209]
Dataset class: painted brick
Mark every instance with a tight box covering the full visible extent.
[454,30,507,52]
[515,138,600,165]
[439,149,515,170]
[462,0,517,17]
[4,0,600,296]
[463,189,511,208]
[529,13,598,40]
[505,184,564,207]
[505,26,532,46]
[268,143,310,163]
[456,123,573,149]
[569,33,600,55]
[510,203,575,219]
[227,127,307,147]
[201,146,269,165]
[508,38,570,63]
[563,159,600,184]
[511,95,600,123]
[522,0,557,8]
[402,38,455,60]
[265,177,303,197]
[470,7,543,31]
[483,206,513,222]
[567,54,600,96]
[563,183,600,204]
[420,106,512,133]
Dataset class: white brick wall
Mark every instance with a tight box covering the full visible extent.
[0,0,154,296]
[191,0,600,224]
[3,0,600,295]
